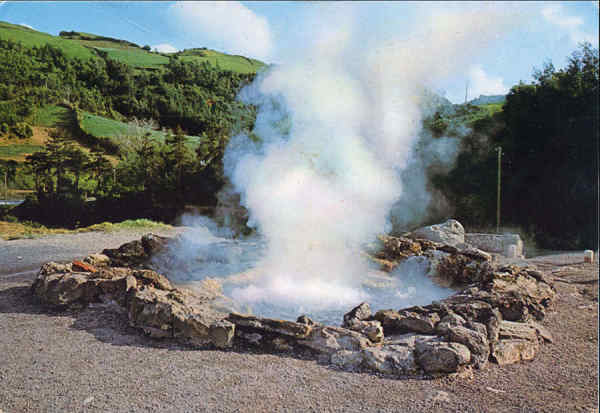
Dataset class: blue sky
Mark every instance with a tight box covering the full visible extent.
[0,1,597,103]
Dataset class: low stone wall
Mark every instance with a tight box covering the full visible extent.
[465,233,524,258]
[31,233,555,379]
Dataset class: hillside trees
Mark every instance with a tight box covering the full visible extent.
[431,42,598,250]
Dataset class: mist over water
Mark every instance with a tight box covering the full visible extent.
[162,5,526,322]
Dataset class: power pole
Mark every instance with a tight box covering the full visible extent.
[496,146,502,234]
[465,80,469,104]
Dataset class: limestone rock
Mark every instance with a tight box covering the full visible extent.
[330,350,364,371]
[345,319,384,343]
[343,302,372,326]
[209,320,235,348]
[498,320,538,341]
[408,219,465,246]
[435,312,466,335]
[298,326,372,355]
[84,253,111,267]
[446,325,490,368]
[415,339,471,374]
[362,345,419,375]
[374,309,440,334]
[491,339,538,365]
[227,313,312,339]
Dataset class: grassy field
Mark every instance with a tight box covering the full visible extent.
[95,47,169,69]
[0,21,97,61]
[0,218,172,240]
[179,49,266,74]
[30,105,72,128]
[0,143,44,159]
[80,111,201,149]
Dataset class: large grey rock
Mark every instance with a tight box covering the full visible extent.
[343,302,372,326]
[465,233,524,258]
[409,219,465,246]
[362,345,419,375]
[227,313,312,339]
[446,325,490,368]
[415,339,471,374]
[330,350,364,371]
[298,326,372,355]
[345,319,384,343]
[209,320,235,348]
[374,309,440,334]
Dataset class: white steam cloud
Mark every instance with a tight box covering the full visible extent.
[152,43,178,54]
[468,65,509,98]
[168,1,273,61]
[221,5,525,310]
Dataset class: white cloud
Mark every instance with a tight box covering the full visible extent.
[467,65,509,99]
[152,43,178,54]
[542,4,598,46]
[19,23,34,30]
[168,1,272,61]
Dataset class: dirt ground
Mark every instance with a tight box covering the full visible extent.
[0,234,597,412]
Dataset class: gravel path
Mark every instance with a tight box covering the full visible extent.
[0,232,597,412]
[0,228,186,277]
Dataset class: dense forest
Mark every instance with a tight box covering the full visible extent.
[0,23,597,250]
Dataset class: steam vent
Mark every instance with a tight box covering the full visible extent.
[31,220,555,378]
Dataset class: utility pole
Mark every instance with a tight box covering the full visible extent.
[464,80,469,104]
[496,146,502,234]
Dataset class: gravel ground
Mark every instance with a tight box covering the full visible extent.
[0,233,597,413]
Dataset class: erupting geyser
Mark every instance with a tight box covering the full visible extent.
[166,4,526,322]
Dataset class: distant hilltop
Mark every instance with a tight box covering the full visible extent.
[468,94,506,105]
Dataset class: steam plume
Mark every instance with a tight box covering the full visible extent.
[219,4,524,311]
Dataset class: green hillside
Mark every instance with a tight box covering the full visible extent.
[0,21,97,60]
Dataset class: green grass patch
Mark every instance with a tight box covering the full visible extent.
[83,218,172,232]
[0,144,44,157]
[95,47,169,69]
[0,21,97,61]
[179,48,266,74]
[79,111,201,149]
[31,105,72,127]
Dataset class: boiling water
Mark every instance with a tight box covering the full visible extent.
[152,226,455,326]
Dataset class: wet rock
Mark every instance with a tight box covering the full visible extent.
[209,320,235,348]
[362,345,419,375]
[141,233,169,256]
[102,239,147,266]
[343,302,372,326]
[227,313,312,339]
[491,339,538,365]
[408,219,465,246]
[375,236,423,261]
[297,315,317,326]
[415,339,471,374]
[330,350,364,371]
[345,319,384,343]
[298,325,372,355]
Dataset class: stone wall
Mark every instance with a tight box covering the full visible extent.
[465,233,524,258]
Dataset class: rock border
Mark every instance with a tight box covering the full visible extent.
[31,233,556,378]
